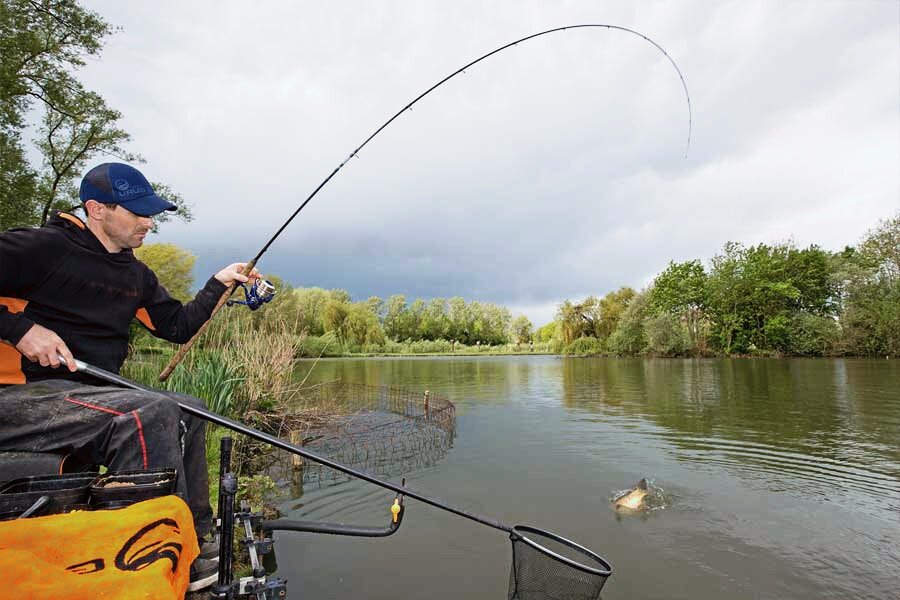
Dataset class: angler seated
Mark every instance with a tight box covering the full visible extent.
[0,162,259,592]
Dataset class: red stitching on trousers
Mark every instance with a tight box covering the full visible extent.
[64,397,148,469]
[64,397,123,416]
[131,410,149,469]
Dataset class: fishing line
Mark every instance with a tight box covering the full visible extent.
[255,23,691,264]
[159,23,692,380]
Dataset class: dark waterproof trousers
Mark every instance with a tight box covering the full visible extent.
[0,380,212,539]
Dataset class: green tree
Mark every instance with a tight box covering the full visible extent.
[597,287,636,341]
[705,241,835,354]
[858,211,900,282]
[419,298,449,340]
[0,131,38,229]
[447,296,469,342]
[321,298,349,344]
[293,286,330,335]
[607,291,649,355]
[133,242,195,302]
[648,260,707,352]
[363,296,384,323]
[535,320,557,343]
[556,297,599,345]
[344,302,385,348]
[383,294,408,340]
[0,0,190,228]
[840,211,900,356]
[644,313,688,356]
[511,315,533,344]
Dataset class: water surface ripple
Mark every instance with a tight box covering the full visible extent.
[273,357,899,599]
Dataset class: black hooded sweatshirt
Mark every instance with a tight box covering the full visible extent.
[0,212,226,384]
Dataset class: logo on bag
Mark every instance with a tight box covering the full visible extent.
[65,518,184,575]
[115,518,183,572]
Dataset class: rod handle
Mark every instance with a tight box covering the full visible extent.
[158,260,256,382]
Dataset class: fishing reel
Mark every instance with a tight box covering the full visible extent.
[226,279,276,311]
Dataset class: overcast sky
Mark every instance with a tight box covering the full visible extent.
[78,0,899,327]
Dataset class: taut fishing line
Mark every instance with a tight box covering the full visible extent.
[160,23,692,381]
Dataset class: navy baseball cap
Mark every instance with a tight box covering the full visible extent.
[79,163,176,217]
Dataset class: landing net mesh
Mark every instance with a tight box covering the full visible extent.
[508,525,612,600]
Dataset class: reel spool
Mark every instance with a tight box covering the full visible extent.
[226,279,276,311]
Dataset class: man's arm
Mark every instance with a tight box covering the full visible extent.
[0,227,76,371]
[138,262,260,344]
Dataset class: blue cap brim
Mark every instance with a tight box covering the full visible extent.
[118,193,177,217]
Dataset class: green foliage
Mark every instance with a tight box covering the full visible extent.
[122,350,245,416]
[561,336,603,356]
[839,211,900,357]
[556,297,599,345]
[321,298,349,343]
[293,287,330,335]
[535,321,557,343]
[0,0,190,229]
[134,243,196,302]
[787,313,841,356]
[165,352,245,415]
[0,130,37,229]
[596,287,636,340]
[857,211,899,283]
[704,241,836,354]
[238,474,276,512]
[344,302,385,348]
[644,313,689,356]
[296,333,336,357]
[510,315,533,344]
[607,292,649,355]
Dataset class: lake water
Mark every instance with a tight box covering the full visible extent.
[269,356,900,600]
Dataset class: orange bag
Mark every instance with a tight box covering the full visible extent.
[0,495,199,599]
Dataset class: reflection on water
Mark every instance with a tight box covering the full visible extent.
[274,357,900,600]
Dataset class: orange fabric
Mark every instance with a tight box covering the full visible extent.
[0,495,199,599]
[0,297,27,384]
[58,212,86,229]
[135,307,156,331]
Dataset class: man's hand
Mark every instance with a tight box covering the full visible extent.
[15,324,76,372]
[214,262,261,286]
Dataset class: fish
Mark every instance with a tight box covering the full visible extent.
[612,478,650,513]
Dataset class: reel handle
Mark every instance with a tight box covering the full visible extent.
[158,259,256,382]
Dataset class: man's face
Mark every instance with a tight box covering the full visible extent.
[98,204,154,251]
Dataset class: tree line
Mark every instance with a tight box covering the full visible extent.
[545,211,899,358]
[134,209,897,358]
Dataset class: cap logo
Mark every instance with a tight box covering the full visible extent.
[114,179,130,192]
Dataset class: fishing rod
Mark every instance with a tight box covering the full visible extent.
[158,23,692,381]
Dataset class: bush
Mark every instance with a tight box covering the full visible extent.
[607,292,649,355]
[644,314,689,356]
[296,334,339,357]
[787,313,842,356]
[561,336,604,356]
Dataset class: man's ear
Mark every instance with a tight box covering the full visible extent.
[83,200,105,220]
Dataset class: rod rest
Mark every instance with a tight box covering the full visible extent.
[262,502,404,538]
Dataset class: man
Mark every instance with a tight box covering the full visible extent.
[0,162,255,591]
